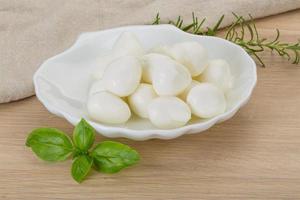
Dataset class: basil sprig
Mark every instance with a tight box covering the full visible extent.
[26,118,140,183]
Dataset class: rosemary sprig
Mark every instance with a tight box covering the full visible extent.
[151,13,300,67]
[152,13,161,25]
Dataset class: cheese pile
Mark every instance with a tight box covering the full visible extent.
[87,32,233,129]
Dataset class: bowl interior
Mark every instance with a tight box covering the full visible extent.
[35,25,256,131]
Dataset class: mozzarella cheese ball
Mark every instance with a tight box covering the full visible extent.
[140,58,154,83]
[178,80,201,101]
[128,83,157,118]
[187,83,226,118]
[89,79,106,96]
[113,31,145,58]
[142,53,191,96]
[87,91,131,124]
[103,56,142,97]
[195,59,233,92]
[150,45,170,55]
[148,96,191,129]
[167,41,208,76]
[92,53,115,80]
[93,32,144,80]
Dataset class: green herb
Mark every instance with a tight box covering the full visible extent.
[92,141,140,173]
[26,118,140,183]
[151,12,300,67]
[26,128,73,162]
[71,155,93,183]
[73,118,95,152]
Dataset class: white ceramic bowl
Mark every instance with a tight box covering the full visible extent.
[34,25,257,140]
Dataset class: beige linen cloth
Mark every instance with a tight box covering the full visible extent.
[1,0,300,103]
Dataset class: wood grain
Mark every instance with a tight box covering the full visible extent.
[1,9,300,200]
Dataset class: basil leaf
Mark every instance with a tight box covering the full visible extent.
[91,141,140,173]
[73,118,95,151]
[26,128,73,162]
[71,155,93,183]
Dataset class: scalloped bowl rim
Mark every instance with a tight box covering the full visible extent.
[34,24,257,140]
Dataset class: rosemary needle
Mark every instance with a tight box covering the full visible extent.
[151,13,300,67]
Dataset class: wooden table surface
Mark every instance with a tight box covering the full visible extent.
[1,9,300,200]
